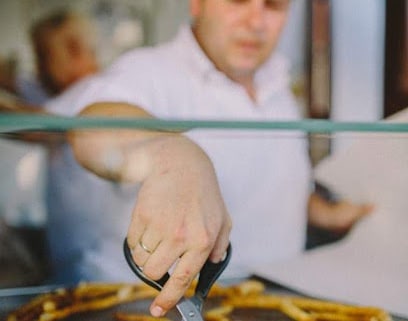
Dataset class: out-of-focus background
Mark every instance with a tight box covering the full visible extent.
[0,0,407,288]
[0,0,189,73]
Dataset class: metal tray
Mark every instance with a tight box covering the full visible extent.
[0,280,296,321]
[0,290,292,321]
[1,280,405,321]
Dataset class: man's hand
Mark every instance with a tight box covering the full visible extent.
[308,192,374,233]
[69,102,232,317]
[126,136,231,317]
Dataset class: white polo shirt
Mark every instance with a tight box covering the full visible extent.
[46,25,311,281]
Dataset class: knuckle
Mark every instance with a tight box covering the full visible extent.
[226,217,233,232]
[137,211,150,225]
[126,235,137,248]
[132,255,144,267]
[198,233,212,251]
[191,230,212,253]
[143,265,164,281]
[172,270,193,289]
[173,227,187,244]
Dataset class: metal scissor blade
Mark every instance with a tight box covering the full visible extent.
[176,298,204,321]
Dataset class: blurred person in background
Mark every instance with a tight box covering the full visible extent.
[0,8,102,287]
[40,0,373,317]
[0,10,86,288]
[0,9,99,110]
[30,9,100,96]
[29,9,102,283]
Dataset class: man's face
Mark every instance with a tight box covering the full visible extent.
[191,0,291,80]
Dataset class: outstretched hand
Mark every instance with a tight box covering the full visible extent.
[126,136,232,317]
[308,192,374,233]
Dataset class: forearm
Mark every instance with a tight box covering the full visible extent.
[68,102,212,183]
[0,101,66,144]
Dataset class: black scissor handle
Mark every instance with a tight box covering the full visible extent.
[123,238,231,296]
[123,238,169,291]
[195,242,232,301]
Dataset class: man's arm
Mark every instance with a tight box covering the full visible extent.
[69,102,232,318]
[0,95,65,144]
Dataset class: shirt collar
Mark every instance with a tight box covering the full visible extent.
[255,53,291,103]
[174,25,217,78]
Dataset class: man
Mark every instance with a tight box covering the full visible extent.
[0,9,101,288]
[45,0,370,317]
[1,10,99,109]
[30,10,99,95]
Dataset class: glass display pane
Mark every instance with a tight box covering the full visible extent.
[0,114,407,319]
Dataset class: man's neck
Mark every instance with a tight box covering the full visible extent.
[229,73,257,103]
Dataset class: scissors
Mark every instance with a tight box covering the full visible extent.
[123,238,232,321]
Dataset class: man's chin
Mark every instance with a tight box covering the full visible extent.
[229,60,260,76]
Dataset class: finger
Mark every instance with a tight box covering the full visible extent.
[149,251,207,317]
[142,240,184,281]
[209,221,232,263]
[126,215,148,267]
[127,212,146,249]
[132,231,162,267]
[360,204,375,216]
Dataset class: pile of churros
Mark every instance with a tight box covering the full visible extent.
[7,280,393,321]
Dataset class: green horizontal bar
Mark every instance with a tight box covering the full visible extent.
[0,114,408,133]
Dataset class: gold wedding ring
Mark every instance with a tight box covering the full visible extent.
[139,240,154,254]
